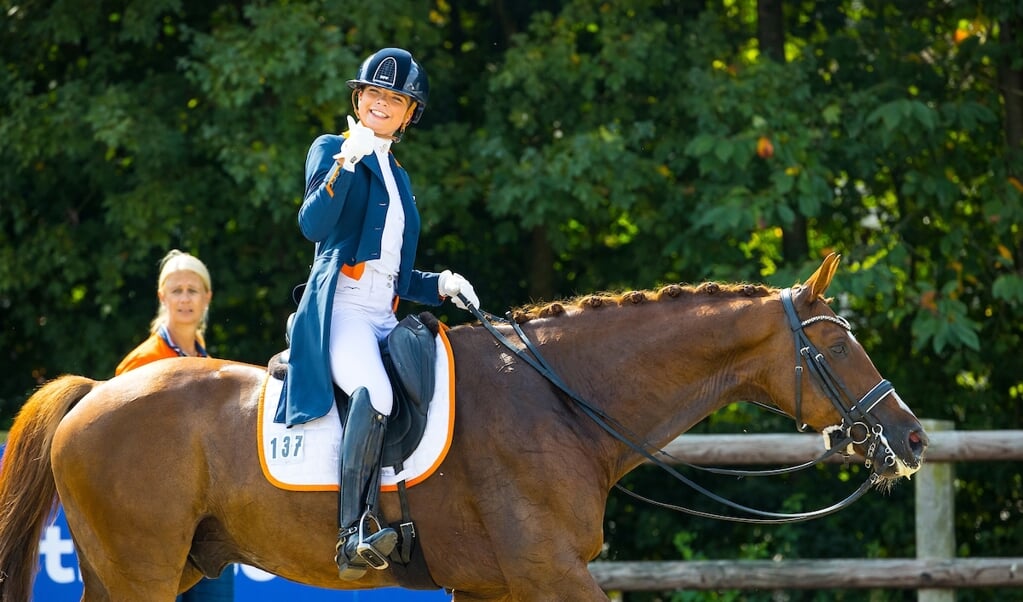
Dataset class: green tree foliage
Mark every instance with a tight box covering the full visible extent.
[2,1,1020,599]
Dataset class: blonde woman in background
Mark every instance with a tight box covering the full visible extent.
[116,249,213,375]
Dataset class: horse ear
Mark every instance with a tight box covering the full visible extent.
[799,253,841,303]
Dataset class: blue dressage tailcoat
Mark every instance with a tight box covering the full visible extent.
[275,134,442,426]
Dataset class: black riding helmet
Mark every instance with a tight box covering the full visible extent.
[347,48,429,125]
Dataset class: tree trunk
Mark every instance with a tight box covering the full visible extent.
[529,225,555,301]
[999,17,1023,158]
[757,0,785,62]
[758,0,809,265]
[998,17,1023,274]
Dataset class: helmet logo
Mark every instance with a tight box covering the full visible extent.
[371,57,398,87]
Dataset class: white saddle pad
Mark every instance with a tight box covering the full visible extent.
[257,328,455,491]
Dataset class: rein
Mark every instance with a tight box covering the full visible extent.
[461,287,896,524]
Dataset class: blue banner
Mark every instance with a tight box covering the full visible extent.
[1,444,450,601]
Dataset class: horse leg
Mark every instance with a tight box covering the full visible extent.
[446,560,607,602]
[448,568,607,602]
[74,553,114,602]
[468,483,610,600]
[53,415,202,599]
[75,549,186,602]
[482,555,607,601]
[178,562,204,592]
[63,499,192,601]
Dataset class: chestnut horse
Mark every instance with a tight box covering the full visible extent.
[0,254,927,601]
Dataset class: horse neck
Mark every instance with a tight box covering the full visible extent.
[526,294,777,476]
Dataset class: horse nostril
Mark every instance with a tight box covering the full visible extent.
[908,429,929,459]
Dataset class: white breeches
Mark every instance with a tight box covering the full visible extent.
[329,269,399,415]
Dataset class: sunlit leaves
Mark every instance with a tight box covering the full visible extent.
[911,295,982,352]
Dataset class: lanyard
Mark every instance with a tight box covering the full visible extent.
[158,324,208,358]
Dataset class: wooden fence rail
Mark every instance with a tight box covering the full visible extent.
[589,558,1023,590]
[590,425,1023,595]
[656,430,1023,465]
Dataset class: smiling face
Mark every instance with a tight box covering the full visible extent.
[356,85,415,137]
[158,271,212,331]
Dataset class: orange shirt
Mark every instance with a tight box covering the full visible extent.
[115,327,208,375]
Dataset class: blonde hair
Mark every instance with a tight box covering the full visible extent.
[150,250,213,336]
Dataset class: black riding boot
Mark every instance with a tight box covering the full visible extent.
[335,387,398,580]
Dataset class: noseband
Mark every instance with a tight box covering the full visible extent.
[779,287,898,470]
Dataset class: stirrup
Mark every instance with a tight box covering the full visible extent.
[335,510,397,579]
[354,509,397,570]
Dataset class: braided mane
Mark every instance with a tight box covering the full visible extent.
[509,281,776,324]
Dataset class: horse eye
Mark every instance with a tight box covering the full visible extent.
[830,343,847,356]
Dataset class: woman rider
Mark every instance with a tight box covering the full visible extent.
[275,47,479,580]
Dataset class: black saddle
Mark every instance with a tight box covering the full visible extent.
[268,312,441,470]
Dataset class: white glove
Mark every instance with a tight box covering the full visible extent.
[438,270,480,311]
[332,116,376,168]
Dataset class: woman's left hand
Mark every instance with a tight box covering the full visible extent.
[439,270,480,310]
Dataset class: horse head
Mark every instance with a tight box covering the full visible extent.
[771,253,928,483]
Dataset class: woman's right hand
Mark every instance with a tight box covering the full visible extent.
[333,116,376,166]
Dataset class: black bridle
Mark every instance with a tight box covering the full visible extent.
[776,287,898,471]
[461,286,899,524]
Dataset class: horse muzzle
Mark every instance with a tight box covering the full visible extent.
[879,422,929,479]
[824,420,929,479]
